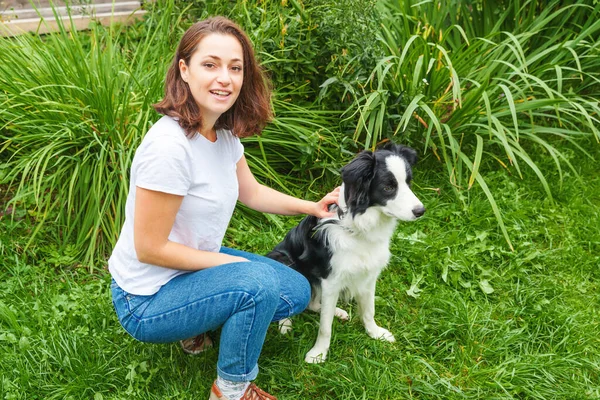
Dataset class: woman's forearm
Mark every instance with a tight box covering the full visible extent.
[239,184,317,216]
[136,240,248,270]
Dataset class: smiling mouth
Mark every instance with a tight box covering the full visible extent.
[210,90,231,97]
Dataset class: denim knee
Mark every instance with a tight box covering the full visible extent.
[235,262,280,305]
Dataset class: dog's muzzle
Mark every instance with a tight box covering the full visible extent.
[412,205,426,218]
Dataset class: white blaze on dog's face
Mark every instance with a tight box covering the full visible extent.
[378,155,424,221]
[341,144,426,222]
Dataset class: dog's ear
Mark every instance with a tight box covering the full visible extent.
[398,145,418,167]
[341,150,376,216]
[379,142,418,167]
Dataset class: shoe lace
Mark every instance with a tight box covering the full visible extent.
[241,383,277,400]
[192,334,206,348]
[182,333,210,352]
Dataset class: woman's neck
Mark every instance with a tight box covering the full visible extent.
[199,126,217,142]
[199,116,218,142]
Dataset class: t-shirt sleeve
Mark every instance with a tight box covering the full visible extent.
[134,135,192,196]
[232,135,244,164]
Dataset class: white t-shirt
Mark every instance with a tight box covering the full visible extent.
[108,116,244,295]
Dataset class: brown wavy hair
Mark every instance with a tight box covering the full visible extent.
[153,16,273,138]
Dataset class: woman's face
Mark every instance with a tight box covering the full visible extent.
[179,33,244,124]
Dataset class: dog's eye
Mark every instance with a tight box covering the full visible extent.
[383,185,395,192]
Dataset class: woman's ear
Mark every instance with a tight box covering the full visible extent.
[179,59,189,83]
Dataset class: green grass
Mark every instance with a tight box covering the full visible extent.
[1,141,598,399]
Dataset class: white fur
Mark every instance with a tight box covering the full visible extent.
[380,157,424,221]
[303,218,395,363]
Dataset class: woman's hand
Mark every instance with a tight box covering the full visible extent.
[311,187,341,218]
[237,155,342,218]
[228,256,250,263]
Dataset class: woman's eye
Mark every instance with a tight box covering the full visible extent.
[231,66,242,72]
[203,63,215,68]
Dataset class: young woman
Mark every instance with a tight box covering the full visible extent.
[108,16,339,400]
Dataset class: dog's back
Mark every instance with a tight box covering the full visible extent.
[267,215,334,286]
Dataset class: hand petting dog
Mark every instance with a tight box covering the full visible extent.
[312,187,341,218]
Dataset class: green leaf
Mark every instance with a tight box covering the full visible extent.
[479,279,495,295]
[406,273,424,298]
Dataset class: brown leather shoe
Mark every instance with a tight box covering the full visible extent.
[180,333,213,355]
[209,380,277,400]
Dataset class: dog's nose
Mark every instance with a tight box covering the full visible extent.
[412,206,426,218]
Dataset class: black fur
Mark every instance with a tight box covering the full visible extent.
[267,216,334,284]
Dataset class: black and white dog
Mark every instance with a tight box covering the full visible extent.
[267,142,426,363]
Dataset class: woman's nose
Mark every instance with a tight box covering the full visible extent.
[216,67,231,85]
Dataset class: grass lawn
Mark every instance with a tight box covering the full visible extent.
[1,141,599,399]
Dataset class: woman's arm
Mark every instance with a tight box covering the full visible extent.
[236,155,340,217]
[133,187,248,270]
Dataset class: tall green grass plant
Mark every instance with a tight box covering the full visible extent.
[343,0,600,248]
[0,2,180,264]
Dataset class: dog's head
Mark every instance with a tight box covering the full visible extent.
[340,142,425,221]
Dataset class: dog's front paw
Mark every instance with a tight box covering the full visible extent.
[335,307,349,321]
[278,318,292,335]
[305,347,328,364]
[367,327,395,342]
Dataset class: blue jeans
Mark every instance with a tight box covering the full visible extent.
[110,247,310,382]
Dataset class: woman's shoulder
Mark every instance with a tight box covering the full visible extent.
[141,116,191,148]
[147,116,186,138]
[136,116,192,159]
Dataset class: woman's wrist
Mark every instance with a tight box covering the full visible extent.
[299,199,318,216]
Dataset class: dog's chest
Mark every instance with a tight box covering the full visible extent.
[326,227,391,276]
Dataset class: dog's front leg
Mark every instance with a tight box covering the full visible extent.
[278,318,293,334]
[356,278,395,342]
[307,284,349,320]
[305,280,340,363]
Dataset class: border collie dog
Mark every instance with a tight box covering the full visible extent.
[267,142,426,363]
